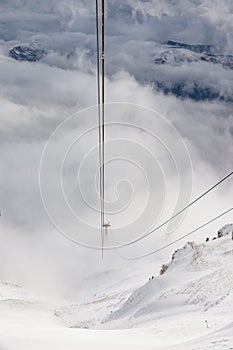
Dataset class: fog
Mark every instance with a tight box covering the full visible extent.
[0,0,232,298]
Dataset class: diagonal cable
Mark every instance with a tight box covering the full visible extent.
[118,207,233,260]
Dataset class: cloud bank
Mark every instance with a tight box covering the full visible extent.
[0,0,232,297]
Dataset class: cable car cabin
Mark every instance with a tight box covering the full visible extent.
[102,222,111,234]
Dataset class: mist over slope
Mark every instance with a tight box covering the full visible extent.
[1,226,233,349]
[53,225,233,329]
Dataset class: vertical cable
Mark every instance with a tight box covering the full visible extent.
[101,0,105,256]
[95,0,104,257]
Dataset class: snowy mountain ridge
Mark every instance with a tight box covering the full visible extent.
[154,41,233,69]
[1,224,233,349]
[101,225,233,329]
[50,224,233,332]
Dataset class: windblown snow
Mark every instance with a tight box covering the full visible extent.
[0,225,233,349]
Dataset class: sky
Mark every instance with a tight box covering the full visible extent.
[0,0,232,298]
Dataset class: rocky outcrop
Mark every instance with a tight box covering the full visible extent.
[9,42,46,62]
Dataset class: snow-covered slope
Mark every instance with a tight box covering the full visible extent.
[151,41,233,101]
[1,224,233,349]
[53,224,233,331]
[154,41,233,70]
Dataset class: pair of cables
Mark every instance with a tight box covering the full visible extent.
[95,0,105,257]
[94,3,232,261]
[116,171,233,260]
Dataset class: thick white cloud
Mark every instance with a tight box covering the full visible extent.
[0,0,232,296]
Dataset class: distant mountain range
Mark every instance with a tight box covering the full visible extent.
[152,41,233,101]
[8,40,233,102]
[154,41,233,70]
